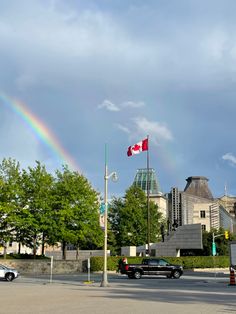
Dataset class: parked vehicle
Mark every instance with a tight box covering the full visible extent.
[119,258,183,279]
[0,264,19,281]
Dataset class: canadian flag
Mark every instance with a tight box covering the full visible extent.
[127,138,148,156]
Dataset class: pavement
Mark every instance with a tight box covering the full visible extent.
[0,271,235,314]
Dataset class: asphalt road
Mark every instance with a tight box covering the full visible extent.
[0,271,235,314]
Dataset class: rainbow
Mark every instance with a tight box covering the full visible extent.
[0,93,79,171]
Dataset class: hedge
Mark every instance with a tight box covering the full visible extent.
[90,255,230,271]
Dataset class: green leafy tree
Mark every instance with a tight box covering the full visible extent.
[109,185,162,254]
[0,158,22,258]
[16,161,54,256]
[107,197,124,255]
[201,230,212,256]
[182,228,236,256]
[52,166,103,260]
[212,228,234,256]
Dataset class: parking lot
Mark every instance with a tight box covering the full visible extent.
[0,271,235,314]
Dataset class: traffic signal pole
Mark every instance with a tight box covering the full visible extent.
[212,232,228,256]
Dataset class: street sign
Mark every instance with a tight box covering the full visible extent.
[212,242,216,256]
[229,241,236,267]
[99,203,105,214]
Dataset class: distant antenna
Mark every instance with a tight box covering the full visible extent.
[224,182,228,212]
[224,182,227,195]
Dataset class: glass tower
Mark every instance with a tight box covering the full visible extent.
[133,168,161,195]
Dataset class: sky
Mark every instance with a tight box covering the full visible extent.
[0,0,236,199]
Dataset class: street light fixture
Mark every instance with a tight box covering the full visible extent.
[100,145,117,287]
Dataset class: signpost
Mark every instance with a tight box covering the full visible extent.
[87,257,91,282]
[229,241,236,268]
[50,256,53,283]
[229,241,236,285]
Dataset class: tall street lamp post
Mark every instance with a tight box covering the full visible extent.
[100,144,117,287]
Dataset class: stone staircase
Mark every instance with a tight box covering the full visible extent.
[151,223,202,257]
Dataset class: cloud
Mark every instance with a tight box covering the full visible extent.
[98,99,145,112]
[116,116,173,144]
[2,1,236,96]
[132,117,173,143]
[222,153,236,166]
[120,101,145,108]
[98,100,120,112]
[115,123,130,134]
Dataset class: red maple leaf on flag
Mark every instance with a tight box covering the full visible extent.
[132,144,141,151]
[127,138,148,156]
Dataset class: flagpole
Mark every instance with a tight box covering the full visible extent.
[146,135,151,256]
[101,143,108,287]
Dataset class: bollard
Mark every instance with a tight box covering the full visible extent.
[229,267,235,286]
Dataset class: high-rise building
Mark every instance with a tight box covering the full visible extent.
[167,187,182,227]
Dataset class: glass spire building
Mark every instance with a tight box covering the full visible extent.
[133,168,162,196]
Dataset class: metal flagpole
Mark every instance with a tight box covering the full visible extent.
[146,135,151,256]
[101,143,108,287]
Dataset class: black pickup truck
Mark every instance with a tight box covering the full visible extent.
[119,258,183,279]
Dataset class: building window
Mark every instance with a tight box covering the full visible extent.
[200,210,206,218]
[201,224,206,231]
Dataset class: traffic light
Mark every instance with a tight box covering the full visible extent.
[224,230,229,239]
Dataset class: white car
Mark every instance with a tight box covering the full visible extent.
[0,264,19,281]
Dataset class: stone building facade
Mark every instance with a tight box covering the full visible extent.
[167,176,236,232]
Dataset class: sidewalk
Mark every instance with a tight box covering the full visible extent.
[192,268,229,274]
[0,275,235,314]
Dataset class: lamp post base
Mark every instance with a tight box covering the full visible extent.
[100,280,109,287]
[100,272,109,287]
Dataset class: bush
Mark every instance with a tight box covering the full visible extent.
[90,255,230,271]
[0,253,49,259]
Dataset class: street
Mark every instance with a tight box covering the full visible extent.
[0,271,235,314]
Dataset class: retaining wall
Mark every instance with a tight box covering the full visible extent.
[0,259,86,275]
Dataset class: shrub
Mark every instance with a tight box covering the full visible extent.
[0,253,49,260]
[90,255,230,271]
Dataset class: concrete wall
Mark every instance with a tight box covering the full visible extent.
[152,223,202,257]
[45,250,110,260]
[121,246,137,257]
[150,195,167,218]
[193,203,212,231]
[0,259,85,275]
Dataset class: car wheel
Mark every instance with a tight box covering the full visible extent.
[133,271,142,279]
[172,270,181,279]
[5,273,14,282]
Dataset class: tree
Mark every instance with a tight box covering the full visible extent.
[0,158,22,258]
[107,197,124,255]
[52,166,103,260]
[18,161,54,256]
[213,228,233,256]
[181,228,236,256]
[109,185,162,254]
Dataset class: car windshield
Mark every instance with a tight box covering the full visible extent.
[0,265,8,270]
[159,259,168,266]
